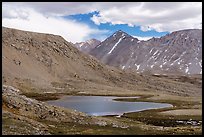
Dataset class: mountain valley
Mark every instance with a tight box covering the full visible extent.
[2,27,202,135]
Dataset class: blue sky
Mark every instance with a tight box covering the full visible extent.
[65,11,169,41]
[2,2,201,43]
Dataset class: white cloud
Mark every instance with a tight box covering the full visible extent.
[2,5,30,19]
[2,3,107,43]
[2,2,95,17]
[2,2,202,41]
[90,2,202,32]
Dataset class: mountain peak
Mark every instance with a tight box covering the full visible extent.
[117,29,124,33]
[112,30,133,39]
[86,38,100,44]
[114,30,127,34]
[86,39,101,46]
[74,38,101,53]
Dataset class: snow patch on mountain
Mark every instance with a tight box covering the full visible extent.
[108,36,124,54]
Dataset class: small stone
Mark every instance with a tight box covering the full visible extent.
[48,125,55,128]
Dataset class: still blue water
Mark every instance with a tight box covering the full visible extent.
[46,96,172,116]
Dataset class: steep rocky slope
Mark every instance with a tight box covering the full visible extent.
[2,27,123,89]
[90,29,202,75]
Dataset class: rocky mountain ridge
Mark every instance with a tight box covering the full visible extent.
[89,29,202,75]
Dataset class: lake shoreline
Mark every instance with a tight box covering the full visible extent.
[46,95,173,116]
[3,85,202,135]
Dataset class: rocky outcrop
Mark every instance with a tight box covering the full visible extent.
[2,85,129,135]
[3,85,91,123]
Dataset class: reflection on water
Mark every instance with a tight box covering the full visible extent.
[46,96,172,116]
